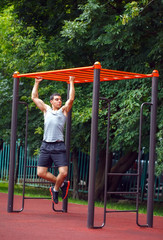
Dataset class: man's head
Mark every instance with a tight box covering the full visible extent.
[50,93,62,110]
[50,93,61,101]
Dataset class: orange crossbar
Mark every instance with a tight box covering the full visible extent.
[13,62,155,83]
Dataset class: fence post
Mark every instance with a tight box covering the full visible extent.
[7,75,19,212]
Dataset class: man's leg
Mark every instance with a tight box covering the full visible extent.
[49,166,70,203]
[55,166,68,191]
[57,166,70,200]
[37,166,57,183]
[37,166,59,204]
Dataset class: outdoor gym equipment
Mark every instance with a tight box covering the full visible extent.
[7,62,159,229]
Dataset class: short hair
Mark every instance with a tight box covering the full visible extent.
[50,93,61,101]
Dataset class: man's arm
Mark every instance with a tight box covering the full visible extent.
[62,76,75,116]
[31,77,48,113]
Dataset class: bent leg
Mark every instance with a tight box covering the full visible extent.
[54,166,68,191]
[37,166,57,184]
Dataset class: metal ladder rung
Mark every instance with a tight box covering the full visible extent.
[107,173,138,176]
[25,180,52,184]
[24,197,51,199]
[106,210,137,213]
[107,191,138,195]
[26,166,37,168]
[26,165,56,168]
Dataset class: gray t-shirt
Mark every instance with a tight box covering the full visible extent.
[43,106,66,142]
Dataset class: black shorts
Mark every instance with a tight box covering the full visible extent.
[38,141,68,168]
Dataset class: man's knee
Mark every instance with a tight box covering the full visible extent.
[37,167,47,178]
[62,171,68,178]
[60,171,67,179]
[59,167,68,179]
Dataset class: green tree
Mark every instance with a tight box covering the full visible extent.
[0,0,87,36]
[0,5,67,149]
[0,1,162,199]
[60,0,163,197]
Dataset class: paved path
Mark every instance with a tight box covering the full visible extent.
[0,193,162,240]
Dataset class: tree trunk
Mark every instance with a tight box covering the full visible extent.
[108,151,138,191]
[95,149,113,200]
[95,150,138,200]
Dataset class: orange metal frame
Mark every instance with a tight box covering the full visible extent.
[13,62,158,83]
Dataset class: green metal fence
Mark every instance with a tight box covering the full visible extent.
[0,142,162,201]
[0,142,90,193]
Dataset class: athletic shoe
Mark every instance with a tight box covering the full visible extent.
[49,186,58,204]
[61,181,70,200]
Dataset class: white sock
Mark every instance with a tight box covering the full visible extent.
[60,182,64,188]
[53,187,58,192]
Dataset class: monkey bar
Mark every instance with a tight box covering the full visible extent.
[12,62,154,83]
[8,62,159,229]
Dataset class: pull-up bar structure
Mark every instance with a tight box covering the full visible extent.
[12,63,154,83]
[8,62,159,229]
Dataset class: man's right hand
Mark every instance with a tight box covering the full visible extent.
[69,76,75,82]
[32,76,48,113]
[35,76,43,83]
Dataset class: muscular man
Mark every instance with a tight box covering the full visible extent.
[31,76,75,204]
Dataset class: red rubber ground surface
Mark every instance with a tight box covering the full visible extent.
[0,193,162,240]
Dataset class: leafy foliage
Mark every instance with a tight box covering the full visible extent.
[0,0,162,175]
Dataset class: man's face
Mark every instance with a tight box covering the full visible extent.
[50,96,62,110]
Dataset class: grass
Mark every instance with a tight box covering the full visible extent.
[0,181,163,216]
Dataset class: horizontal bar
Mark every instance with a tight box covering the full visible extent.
[24,197,51,199]
[25,181,52,184]
[99,97,110,102]
[106,210,137,213]
[13,66,94,78]
[26,166,37,168]
[107,191,138,194]
[101,68,152,78]
[107,173,138,176]
[26,166,56,168]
